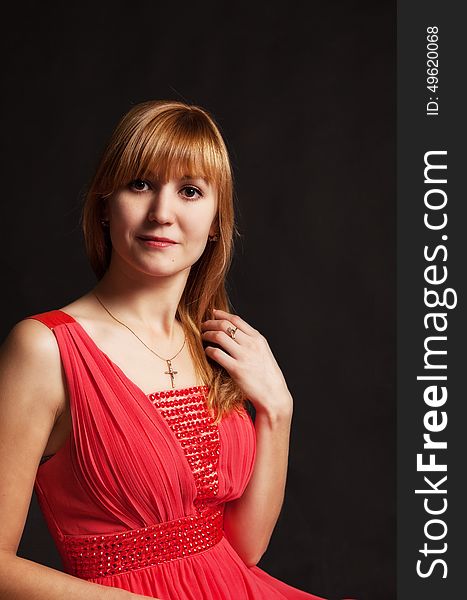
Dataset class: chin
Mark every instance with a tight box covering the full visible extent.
[140,262,192,279]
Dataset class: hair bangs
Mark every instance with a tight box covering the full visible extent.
[102,109,229,195]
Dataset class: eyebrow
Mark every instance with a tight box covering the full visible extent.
[179,175,209,184]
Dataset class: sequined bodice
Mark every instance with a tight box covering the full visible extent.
[148,386,220,507]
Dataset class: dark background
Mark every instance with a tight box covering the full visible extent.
[1,1,395,599]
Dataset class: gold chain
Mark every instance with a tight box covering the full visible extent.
[92,292,186,388]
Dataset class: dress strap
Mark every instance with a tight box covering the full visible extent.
[25,309,76,330]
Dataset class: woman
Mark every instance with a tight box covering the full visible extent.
[0,100,326,599]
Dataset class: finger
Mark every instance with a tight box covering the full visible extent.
[211,309,257,336]
[204,344,238,372]
[201,329,242,358]
[200,319,246,341]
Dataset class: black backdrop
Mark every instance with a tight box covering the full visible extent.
[1,2,395,599]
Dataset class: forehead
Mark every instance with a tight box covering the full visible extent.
[141,167,215,189]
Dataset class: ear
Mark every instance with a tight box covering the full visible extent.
[209,215,219,237]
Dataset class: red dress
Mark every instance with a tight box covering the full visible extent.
[27,309,326,600]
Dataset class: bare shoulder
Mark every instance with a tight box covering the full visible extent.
[0,317,67,421]
[1,316,62,373]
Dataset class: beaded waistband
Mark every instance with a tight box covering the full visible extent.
[61,507,224,579]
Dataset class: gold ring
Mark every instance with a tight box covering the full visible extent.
[226,326,238,340]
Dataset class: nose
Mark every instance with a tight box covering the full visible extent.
[147,185,175,225]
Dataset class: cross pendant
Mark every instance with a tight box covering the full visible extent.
[164,359,178,388]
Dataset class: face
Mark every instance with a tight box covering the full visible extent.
[103,174,218,280]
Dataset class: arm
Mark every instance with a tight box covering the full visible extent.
[223,394,293,566]
[0,319,154,600]
[201,308,295,567]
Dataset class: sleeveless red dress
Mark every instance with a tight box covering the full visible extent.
[26,309,326,600]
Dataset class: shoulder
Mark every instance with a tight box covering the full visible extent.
[0,315,67,418]
[2,315,59,360]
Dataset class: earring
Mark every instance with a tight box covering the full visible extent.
[208,233,219,242]
[100,219,110,227]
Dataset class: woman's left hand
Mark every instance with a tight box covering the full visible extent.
[200,308,293,417]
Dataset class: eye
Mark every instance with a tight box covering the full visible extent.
[180,185,203,201]
[129,179,150,192]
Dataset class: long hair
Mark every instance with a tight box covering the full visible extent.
[81,100,246,420]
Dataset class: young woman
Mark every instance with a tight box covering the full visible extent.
[0,100,327,599]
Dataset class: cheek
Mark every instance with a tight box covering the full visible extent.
[184,209,216,239]
[111,202,142,233]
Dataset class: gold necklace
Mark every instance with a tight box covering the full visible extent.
[93,292,186,389]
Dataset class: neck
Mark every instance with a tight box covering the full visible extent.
[91,258,191,342]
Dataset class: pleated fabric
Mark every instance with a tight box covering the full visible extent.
[27,309,326,600]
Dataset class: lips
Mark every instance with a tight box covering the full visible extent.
[138,235,177,243]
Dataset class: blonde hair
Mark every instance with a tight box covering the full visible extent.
[81,100,246,420]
